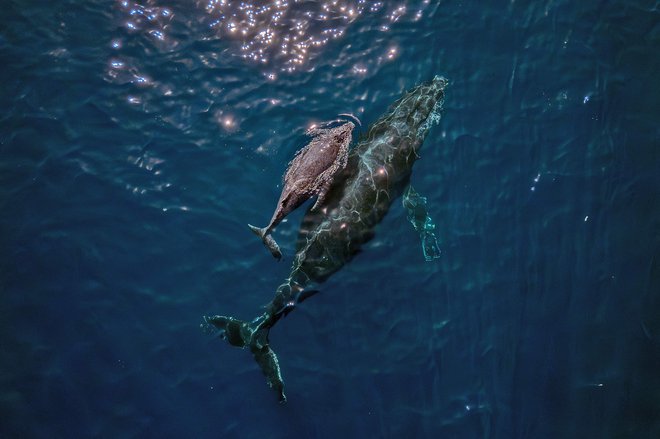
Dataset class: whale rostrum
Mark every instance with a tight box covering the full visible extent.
[204,76,448,402]
[248,120,357,260]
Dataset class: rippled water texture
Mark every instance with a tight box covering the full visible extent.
[1,0,659,438]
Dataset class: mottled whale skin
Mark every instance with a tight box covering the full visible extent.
[248,121,356,260]
[204,76,447,402]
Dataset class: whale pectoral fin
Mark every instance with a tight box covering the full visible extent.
[310,196,323,212]
[420,230,441,261]
[402,185,441,261]
[311,181,333,211]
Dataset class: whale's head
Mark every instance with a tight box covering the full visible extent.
[388,75,448,137]
[357,76,447,165]
[331,121,354,143]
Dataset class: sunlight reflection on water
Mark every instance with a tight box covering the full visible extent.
[200,0,424,71]
[112,0,431,74]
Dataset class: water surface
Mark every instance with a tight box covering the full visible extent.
[1,0,659,437]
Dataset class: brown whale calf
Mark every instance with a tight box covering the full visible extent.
[248,119,357,260]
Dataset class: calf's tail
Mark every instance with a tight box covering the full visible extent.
[248,224,283,260]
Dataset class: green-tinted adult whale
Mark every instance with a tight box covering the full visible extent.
[203,76,448,402]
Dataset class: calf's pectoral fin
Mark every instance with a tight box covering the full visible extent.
[311,181,333,211]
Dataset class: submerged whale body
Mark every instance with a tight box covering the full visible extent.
[204,76,448,402]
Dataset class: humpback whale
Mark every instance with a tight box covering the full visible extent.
[248,120,357,260]
[204,76,448,402]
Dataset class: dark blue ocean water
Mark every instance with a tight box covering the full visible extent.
[1,0,659,437]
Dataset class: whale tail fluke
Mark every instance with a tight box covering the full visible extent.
[248,224,283,261]
[202,315,286,402]
[202,315,252,347]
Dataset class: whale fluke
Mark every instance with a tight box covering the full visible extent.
[202,315,286,402]
[248,224,283,260]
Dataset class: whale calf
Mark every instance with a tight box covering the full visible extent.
[248,120,356,260]
[204,76,448,401]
